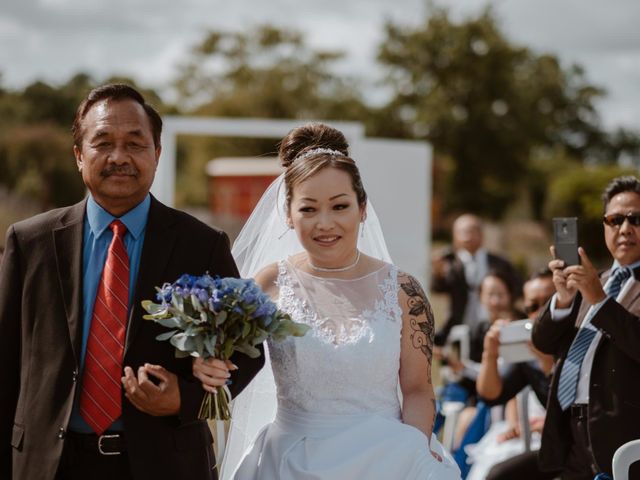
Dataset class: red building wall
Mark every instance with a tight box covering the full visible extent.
[208,175,279,220]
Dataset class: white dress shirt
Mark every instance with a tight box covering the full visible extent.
[457,248,488,326]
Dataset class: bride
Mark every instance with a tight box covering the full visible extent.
[193,123,460,479]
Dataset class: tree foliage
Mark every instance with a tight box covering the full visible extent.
[375,7,635,218]
[0,14,639,222]
[174,25,367,120]
[1,124,84,209]
[170,25,369,205]
[545,164,638,264]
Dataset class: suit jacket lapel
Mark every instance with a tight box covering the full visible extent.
[591,269,640,351]
[53,200,86,362]
[575,296,592,327]
[573,270,612,327]
[616,276,640,312]
[125,197,178,353]
[589,268,640,316]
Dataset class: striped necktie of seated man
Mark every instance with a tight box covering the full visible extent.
[556,266,631,411]
[80,220,129,434]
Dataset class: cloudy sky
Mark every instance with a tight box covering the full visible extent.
[1,0,639,130]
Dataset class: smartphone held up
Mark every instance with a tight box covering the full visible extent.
[553,217,579,266]
[498,319,535,363]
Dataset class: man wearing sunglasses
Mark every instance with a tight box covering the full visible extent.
[532,176,640,479]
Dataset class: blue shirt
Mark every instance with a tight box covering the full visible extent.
[68,194,150,433]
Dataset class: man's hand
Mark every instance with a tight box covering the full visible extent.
[497,424,521,443]
[549,246,578,308]
[483,320,507,360]
[122,364,180,416]
[530,416,546,434]
[564,248,606,305]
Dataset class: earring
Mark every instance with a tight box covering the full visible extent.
[360,220,365,238]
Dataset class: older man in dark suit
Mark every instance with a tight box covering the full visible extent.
[432,213,522,347]
[533,176,640,479]
[0,84,263,480]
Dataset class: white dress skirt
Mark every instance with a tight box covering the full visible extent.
[234,406,458,479]
[222,261,460,480]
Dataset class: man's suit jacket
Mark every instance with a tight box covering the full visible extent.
[532,269,640,476]
[0,197,264,480]
[432,251,522,346]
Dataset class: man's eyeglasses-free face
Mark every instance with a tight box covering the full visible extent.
[603,212,640,228]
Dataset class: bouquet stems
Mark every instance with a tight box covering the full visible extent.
[198,387,231,420]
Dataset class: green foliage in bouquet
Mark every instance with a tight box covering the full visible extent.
[142,274,309,420]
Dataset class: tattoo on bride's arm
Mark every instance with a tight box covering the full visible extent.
[400,275,435,382]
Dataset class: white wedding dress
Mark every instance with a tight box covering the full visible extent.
[224,259,460,480]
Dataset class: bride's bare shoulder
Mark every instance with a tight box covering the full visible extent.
[254,262,280,298]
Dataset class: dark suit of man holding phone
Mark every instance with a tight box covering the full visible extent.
[533,176,640,479]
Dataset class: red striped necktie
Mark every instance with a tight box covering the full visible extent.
[80,220,129,434]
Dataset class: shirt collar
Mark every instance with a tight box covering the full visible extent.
[457,248,486,263]
[611,259,640,283]
[86,194,151,239]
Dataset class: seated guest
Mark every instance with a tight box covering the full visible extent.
[440,270,522,449]
[471,269,561,480]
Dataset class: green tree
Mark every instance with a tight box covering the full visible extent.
[376,7,626,219]
[174,25,366,120]
[545,165,637,264]
[1,124,85,209]
[171,25,369,205]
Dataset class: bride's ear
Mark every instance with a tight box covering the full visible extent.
[360,203,367,223]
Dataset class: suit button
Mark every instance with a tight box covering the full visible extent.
[72,369,79,382]
[57,427,66,439]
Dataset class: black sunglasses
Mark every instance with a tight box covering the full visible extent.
[603,212,640,228]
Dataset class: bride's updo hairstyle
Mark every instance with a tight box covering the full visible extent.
[279,123,367,211]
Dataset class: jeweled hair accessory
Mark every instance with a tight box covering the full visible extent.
[293,147,346,163]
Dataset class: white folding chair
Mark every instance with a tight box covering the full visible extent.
[516,385,532,453]
[448,324,471,363]
[613,439,640,480]
[439,324,471,451]
[440,400,466,451]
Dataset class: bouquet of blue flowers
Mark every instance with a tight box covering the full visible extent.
[142,274,309,420]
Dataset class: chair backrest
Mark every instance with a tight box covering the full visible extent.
[613,439,640,480]
[448,324,471,362]
[440,324,471,384]
[516,385,531,453]
[440,401,466,452]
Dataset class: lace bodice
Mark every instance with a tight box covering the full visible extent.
[268,260,403,414]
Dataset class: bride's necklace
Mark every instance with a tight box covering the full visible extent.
[308,250,361,273]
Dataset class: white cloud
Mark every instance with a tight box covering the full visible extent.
[0,0,638,129]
